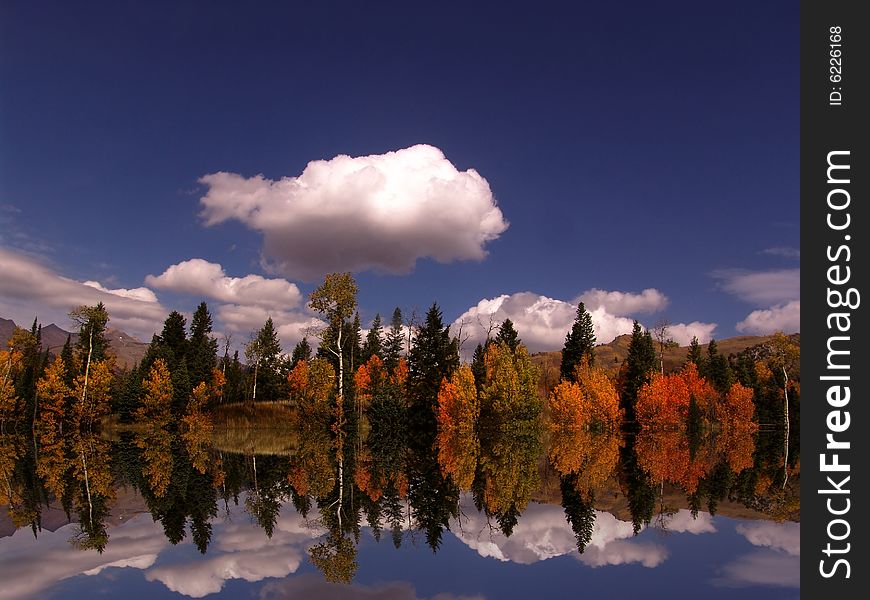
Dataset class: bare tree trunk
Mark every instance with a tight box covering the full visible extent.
[80,328,94,429]
[81,449,94,528]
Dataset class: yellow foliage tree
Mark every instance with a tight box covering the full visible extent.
[72,358,114,429]
[37,356,72,430]
[574,361,622,429]
[136,358,173,427]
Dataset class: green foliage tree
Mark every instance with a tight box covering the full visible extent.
[382,308,404,374]
[620,321,656,424]
[187,302,218,388]
[560,302,596,380]
[494,318,521,354]
[290,337,312,369]
[361,314,383,364]
[685,336,703,369]
[407,304,459,430]
[245,317,285,402]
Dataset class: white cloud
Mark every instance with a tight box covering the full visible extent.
[83,280,159,303]
[260,574,486,600]
[452,291,715,355]
[713,268,800,306]
[146,259,303,310]
[736,301,800,335]
[660,509,716,534]
[451,497,667,569]
[216,304,323,351]
[0,514,169,600]
[578,288,668,316]
[667,322,717,346]
[198,144,508,279]
[0,247,166,339]
[735,521,799,556]
[713,550,800,588]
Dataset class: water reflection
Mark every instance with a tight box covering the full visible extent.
[0,416,799,599]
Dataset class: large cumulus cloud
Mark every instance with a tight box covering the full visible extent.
[198,145,508,279]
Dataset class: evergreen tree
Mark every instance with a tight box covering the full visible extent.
[702,339,733,393]
[246,318,285,402]
[407,304,459,430]
[620,321,656,424]
[187,302,218,388]
[225,351,244,404]
[382,308,404,374]
[560,474,596,553]
[60,335,76,387]
[290,337,312,369]
[686,336,703,368]
[494,318,521,354]
[160,311,188,368]
[560,302,596,381]
[361,314,383,364]
[349,312,362,374]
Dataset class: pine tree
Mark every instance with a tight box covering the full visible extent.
[560,302,596,381]
[702,339,733,393]
[407,304,459,430]
[382,308,404,374]
[470,343,487,395]
[60,335,76,387]
[160,311,188,367]
[361,314,383,364]
[290,337,312,369]
[620,321,656,424]
[187,302,218,388]
[494,318,521,354]
[686,336,703,369]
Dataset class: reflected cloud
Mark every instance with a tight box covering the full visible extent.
[260,573,486,600]
[0,514,168,600]
[663,509,716,534]
[450,497,667,568]
[713,521,800,588]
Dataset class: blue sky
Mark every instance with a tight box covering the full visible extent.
[0,1,799,352]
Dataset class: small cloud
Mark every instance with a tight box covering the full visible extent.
[260,574,485,600]
[760,247,800,259]
[215,304,323,351]
[712,268,800,306]
[83,281,159,303]
[198,144,509,280]
[146,259,303,310]
[578,288,668,316]
[735,521,799,556]
[736,300,800,335]
[667,322,717,346]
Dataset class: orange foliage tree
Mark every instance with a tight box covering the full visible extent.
[575,361,622,429]
[354,355,387,415]
[437,365,478,432]
[287,358,335,418]
[549,429,620,500]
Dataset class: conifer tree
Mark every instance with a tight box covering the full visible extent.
[361,314,383,364]
[407,304,459,429]
[187,302,218,388]
[620,321,656,424]
[60,335,76,387]
[382,308,404,374]
[686,336,703,369]
[702,339,733,393]
[560,302,596,381]
[494,318,521,354]
[470,342,487,395]
[290,337,312,369]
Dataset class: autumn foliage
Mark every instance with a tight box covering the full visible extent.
[436,365,478,432]
[548,361,621,430]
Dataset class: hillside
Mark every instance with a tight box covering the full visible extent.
[532,333,794,384]
[0,318,147,369]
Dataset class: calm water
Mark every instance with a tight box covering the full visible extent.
[0,423,799,599]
